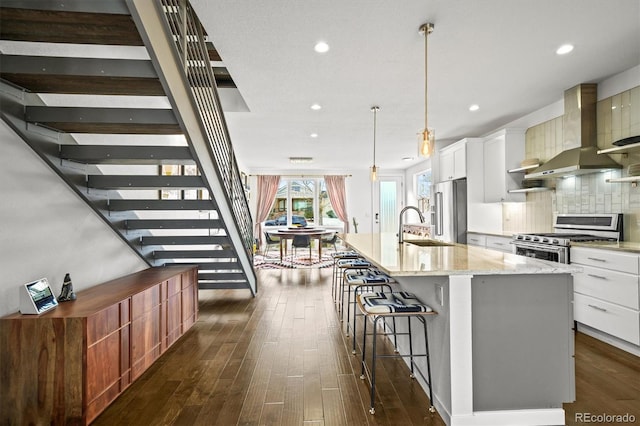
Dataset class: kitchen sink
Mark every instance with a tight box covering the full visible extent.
[404,239,454,247]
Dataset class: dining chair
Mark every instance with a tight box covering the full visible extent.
[292,235,312,262]
[263,232,280,256]
[322,232,339,252]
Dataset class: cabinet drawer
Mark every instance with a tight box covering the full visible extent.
[86,331,121,404]
[571,247,639,274]
[574,265,639,309]
[467,234,486,247]
[131,285,161,318]
[574,293,640,345]
[87,304,121,345]
[167,275,182,297]
[485,236,512,253]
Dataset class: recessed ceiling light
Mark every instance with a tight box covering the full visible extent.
[556,44,574,55]
[314,41,330,53]
[310,103,322,110]
[310,133,318,138]
[469,104,480,112]
[402,157,415,162]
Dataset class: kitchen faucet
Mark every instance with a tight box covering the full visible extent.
[398,205,425,243]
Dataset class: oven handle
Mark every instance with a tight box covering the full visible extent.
[513,242,565,253]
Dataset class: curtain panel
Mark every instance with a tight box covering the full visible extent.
[324,175,349,233]
[255,175,281,244]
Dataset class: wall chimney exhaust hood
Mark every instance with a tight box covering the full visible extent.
[525,84,621,179]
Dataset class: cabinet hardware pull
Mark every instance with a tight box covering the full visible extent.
[494,243,504,246]
[587,273,607,280]
[587,304,607,312]
[586,257,606,262]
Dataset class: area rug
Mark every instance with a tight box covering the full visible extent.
[254,252,335,269]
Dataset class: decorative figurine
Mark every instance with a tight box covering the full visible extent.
[58,273,77,302]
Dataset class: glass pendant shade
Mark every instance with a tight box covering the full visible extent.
[370,164,378,181]
[419,128,435,158]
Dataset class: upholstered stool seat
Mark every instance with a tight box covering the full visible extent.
[331,250,359,259]
[345,272,393,284]
[330,251,362,300]
[335,258,372,312]
[344,272,397,352]
[356,291,437,415]
[359,292,432,313]
[337,258,371,268]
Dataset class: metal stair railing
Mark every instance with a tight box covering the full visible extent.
[160,0,254,257]
[0,1,256,294]
[128,0,256,294]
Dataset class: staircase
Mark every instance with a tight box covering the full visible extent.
[0,0,257,294]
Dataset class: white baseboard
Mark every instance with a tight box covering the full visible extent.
[576,323,640,357]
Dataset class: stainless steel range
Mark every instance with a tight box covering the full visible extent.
[512,213,623,264]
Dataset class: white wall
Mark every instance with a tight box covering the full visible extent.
[346,169,372,233]
[246,168,377,235]
[0,121,148,317]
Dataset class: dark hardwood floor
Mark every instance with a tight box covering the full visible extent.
[564,332,640,426]
[94,267,639,426]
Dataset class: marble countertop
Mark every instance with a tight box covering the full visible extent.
[572,240,640,253]
[467,230,516,238]
[342,233,579,276]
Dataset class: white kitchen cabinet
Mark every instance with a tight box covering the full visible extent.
[571,246,640,346]
[571,246,638,275]
[574,293,640,345]
[483,129,525,202]
[466,232,513,253]
[467,233,486,247]
[485,235,513,253]
[438,140,466,182]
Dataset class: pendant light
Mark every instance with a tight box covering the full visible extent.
[370,106,380,181]
[419,22,435,158]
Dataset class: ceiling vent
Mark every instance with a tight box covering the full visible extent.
[289,157,314,164]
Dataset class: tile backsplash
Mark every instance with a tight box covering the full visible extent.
[505,85,640,241]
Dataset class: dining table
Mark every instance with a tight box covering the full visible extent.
[265,227,336,264]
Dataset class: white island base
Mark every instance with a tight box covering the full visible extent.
[390,273,573,426]
[342,233,576,426]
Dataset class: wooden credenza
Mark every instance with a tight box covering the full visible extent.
[0,266,198,425]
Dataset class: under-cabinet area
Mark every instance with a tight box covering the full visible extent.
[0,266,198,425]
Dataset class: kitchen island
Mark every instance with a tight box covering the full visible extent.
[343,233,579,426]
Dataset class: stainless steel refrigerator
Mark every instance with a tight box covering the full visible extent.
[431,178,467,244]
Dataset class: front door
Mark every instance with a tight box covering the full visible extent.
[373,176,402,234]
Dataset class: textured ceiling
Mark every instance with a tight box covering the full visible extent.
[193,0,640,174]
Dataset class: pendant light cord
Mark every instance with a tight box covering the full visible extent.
[420,23,434,131]
[371,106,379,166]
[424,26,428,130]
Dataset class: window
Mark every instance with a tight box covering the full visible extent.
[267,178,341,229]
[160,164,206,200]
[416,169,432,213]
[160,165,181,200]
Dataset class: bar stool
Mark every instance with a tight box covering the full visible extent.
[330,251,360,300]
[357,291,437,415]
[344,270,396,353]
[335,258,371,314]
